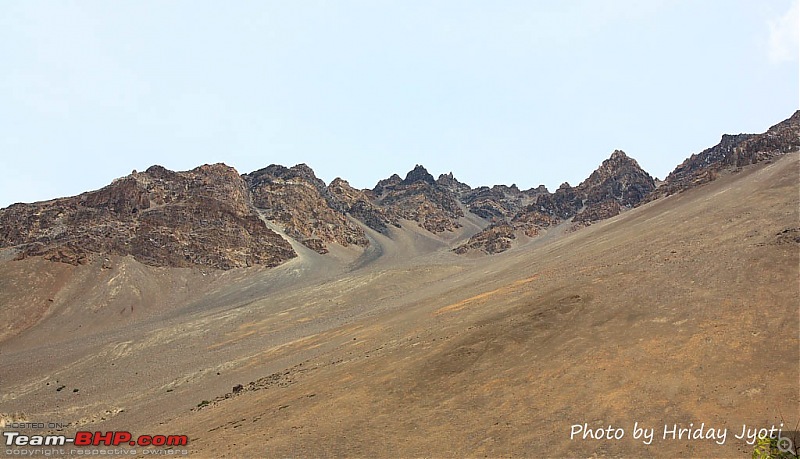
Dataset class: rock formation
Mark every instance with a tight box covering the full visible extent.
[435,172,471,195]
[372,165,465,233]
[0,164,296,269]
[327,178,399,235]
[453,222,515,254]
[456,150,655,254]
[244,164,369,254]
[649,110,800,200]
[2,111,796,267]
[461,184,547,222]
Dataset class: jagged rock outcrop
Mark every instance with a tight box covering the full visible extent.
[515,151,654,227]
[453,222,515,254]
[401,165,436,186]
[649,111,800,200]
[373,165,464,233]
[372,174,402,196]
[577,150,656,208]
[436,173,471,194]
[528,182,584,220]
[456,151,655,254]
[244,164,369,253]
[462,184,547,222]
[0,164,296,269]
[5,112,794,267]
[327,178,399,234]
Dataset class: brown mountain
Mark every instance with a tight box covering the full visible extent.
[0,164,295,269]
[456,150,656,254]
[372,165,465,233]
[571,149,656,226]
[244,164,369,254]
[435,172,472,194]
[327,178,399,235]
[648,110,800,200]
[1,137,795,459]
[461,184,548,222]
[0,111,797,268]
[0,111,797,459]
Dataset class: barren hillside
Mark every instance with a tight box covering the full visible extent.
[0,113,797,458]
[0,151,796,457]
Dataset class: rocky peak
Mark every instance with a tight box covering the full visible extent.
[436,172,471,194]
[248,163,327,193]
[372,174,402,195]
[0,164,296,269]
[494,184,521,194]
[610,149,627,160]
[289,163,317,177]
[532,184,582,220]
[244,164,368,253]
[587,150,642,180]
[402,165,436,186]
[577,150,656,208]
[457,150,655,255]
[328,177,350,190]
[525,185,550,195]
[372,166,464,233]
[144,164,176,179]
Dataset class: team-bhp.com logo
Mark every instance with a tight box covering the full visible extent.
[4,430,188,447]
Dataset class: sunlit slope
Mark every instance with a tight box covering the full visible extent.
[167,153,798,457]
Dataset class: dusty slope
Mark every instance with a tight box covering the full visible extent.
[175,152,798,458]
[0,212,480,429]
[0,153,797,458]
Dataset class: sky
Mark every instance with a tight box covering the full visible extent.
[0,0,797,207]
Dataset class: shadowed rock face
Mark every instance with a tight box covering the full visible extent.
[402,164,436,186]
[373,165,465,233]
[436,172,471,195]
[462,184,548,222]
[372,174,402,196]
[327,178,399,234]
[244,164,369,254]
[648,110,800,200]
[0,164,296,269]
[577,150,656,208]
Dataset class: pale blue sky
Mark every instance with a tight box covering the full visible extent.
[1,1,797,207]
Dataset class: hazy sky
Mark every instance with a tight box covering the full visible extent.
[1,1,797,207]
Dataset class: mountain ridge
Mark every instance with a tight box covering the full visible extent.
[0,113,797,458]
[1,110,797,267]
